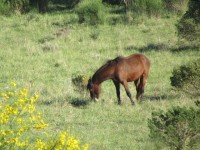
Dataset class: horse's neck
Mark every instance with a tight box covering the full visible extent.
[92,64,115,84]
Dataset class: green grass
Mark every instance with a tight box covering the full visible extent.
[0,11,199,149]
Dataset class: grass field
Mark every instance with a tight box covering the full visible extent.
[0,11,199,149]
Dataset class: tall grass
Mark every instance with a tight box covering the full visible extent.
[163,0,189,14]
[130,0,189,17]
[131,0,163,17]
[0,10,199,149]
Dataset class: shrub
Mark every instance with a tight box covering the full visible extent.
[148,107,200,150]
[146,0,163,17]
[4,0,29,14]
[72,74,89,94]
[170,59,200,96]
[163,0,189,14]
[176,0,200,44]
[65,0,80,9]
[0,1,11,15]
[76,0,105,25]
[102,0,121,5]
[0,81,89,150]
[131,0,163,17]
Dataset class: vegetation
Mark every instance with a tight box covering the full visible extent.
[148,107,200,150]
[163,0,189,14]
[176,0,200,46]
[0,82,88,149]
[0,0,199,149]
[170,59,200,96]
[76,0,105,25]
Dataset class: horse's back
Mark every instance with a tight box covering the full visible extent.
[115,54,150,81]
[127,53,150,69]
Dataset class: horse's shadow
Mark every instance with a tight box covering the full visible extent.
[38,96,90,108]
[70,98,90,108]
[141,94,176,101]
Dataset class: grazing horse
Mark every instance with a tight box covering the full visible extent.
[87,53,150,105]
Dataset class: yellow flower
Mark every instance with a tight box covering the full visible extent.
[35,139,47,150]
[55,145,62,150]
[34,120,48,130]
[1,92,9,99]
[5,105,18,115]
[28,104,35,113]
[66,136,80,150]
[7,129,14,135]
[1,130,6,136]
[10,81,16,87]
[31,94,39,103]
[18,88,28,98]
[0,113,9,124]
[16,140,27,147]
[1,92,6,97]
[82,144,89,150]
[17,118,23,124]
[8,91,14,97]
[29,116,36,122]
[16,98,26,108]
[59,132,68,145]
[0,84,89,150]
[17,126,28,135]
[36,112,41,119]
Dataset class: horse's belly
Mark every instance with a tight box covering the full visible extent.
[127,72,142,82]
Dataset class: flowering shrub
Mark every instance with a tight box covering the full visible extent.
[72,74,90,93]
[0,81,89,150]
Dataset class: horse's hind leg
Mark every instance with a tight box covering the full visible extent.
[134,79,140,100]
[113,80,121,105]
[137,74,147,100]
[136,76,143,100]
[122,81,135,105]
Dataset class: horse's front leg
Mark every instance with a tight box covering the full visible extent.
[122,81,135,106]
[112,80,121,105]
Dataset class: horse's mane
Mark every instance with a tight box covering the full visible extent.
[107,56,123,65]
[92,56,123,80]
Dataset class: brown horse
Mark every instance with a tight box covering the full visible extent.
[87,53,150,105]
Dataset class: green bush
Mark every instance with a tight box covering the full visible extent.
[163,0,189,14]
[65,0,80,9]
[76,0,105,25]
[102,0,121,5]
[146,0,163,16]
[176,0,200,44]
[4,0,29,14]
[131,0,163,17]
[170,59,200,96]
[148,107,200,150]
[71,74,89,94]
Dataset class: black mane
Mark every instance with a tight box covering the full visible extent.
[92,56,123,82]
[107,56,123,65]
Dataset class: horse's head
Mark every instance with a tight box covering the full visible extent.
[87,78,100,101]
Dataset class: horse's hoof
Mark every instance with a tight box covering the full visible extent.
[94,98,99,102]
